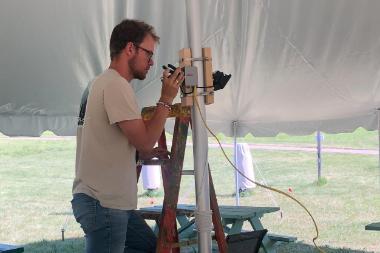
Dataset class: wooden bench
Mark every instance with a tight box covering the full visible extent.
[0,244,24,253]
[138,204,296,253]
[268,233,297,242]
[137,205,196,238]
[365,222,380,231]
[261,233,297,252]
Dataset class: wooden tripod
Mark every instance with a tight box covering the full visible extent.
[138,104,227,253]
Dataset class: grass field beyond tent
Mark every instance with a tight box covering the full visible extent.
[0,129,379,253]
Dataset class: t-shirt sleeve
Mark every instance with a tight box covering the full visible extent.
[103,80,142,124]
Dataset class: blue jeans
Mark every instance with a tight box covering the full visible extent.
[71,193,157,253]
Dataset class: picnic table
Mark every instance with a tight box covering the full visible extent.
[137,204,296,253]
[365,222,380,231]
[0,243,24,253]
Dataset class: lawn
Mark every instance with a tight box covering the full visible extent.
[215,127,379,149]
[0,129,379,252]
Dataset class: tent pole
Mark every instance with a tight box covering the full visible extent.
[233,121,240,206]
[317,130,322,180]
[377,109,380,181]
[186,1,212,252]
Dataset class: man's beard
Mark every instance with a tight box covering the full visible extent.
[128,56,146,80]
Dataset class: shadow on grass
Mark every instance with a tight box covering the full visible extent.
[24,238,84,253]
[22,238,376,253]
[276,241,376,253]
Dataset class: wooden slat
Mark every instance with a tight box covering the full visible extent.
[179,48,194,106]
[139,205,280,221]
[218,206,280,219]
[139,206,194,217]
[141,103,191,121]
[202,48,214,105]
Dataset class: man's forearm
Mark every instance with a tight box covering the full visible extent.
[142,105,170,150]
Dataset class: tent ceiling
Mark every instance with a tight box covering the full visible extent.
[1,0,379,136]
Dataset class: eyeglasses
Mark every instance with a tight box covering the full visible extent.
[133,43,154,60]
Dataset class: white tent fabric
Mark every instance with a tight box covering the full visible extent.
[1,0,379,137]
[141,164,162,190]
[236,143,256,191]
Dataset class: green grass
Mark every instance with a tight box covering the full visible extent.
[0,129,379,252]
[215,127,379,149]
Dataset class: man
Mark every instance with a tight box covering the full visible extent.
[71,19,184,253]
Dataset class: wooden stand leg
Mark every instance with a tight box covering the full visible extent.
[139,109,227,252]
[209,165,228,253]
[156,117,190,253]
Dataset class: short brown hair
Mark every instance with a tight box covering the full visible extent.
[109,19,160,60]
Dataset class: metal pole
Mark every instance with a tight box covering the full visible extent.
[233,121,240,206]
[317,131,322,180]
[377,109,380,183]
[185,1,212,252]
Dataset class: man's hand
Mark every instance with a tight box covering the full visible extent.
[160,68,184,104]
[138,147,170,161]
[118,69,183,153]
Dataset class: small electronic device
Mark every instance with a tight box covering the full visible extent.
[162,64,197,87]
[162,64,177,75]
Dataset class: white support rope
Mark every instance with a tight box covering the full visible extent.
[195,209,213,233]
[253,160,283,221]
[233,121,240,206]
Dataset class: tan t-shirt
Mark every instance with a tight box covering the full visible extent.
[72,69,141,210]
